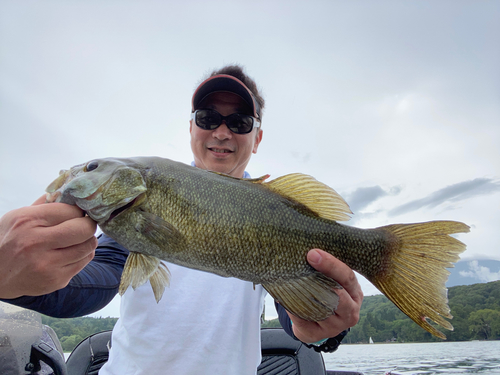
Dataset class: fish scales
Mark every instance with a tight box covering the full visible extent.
[45,156,469,339]
[136,160,389,282]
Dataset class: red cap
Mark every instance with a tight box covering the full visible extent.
[191,74,261,119]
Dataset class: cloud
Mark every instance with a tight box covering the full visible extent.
[389,178,500,216]
[345,185,402,213]
[459,260,500,283]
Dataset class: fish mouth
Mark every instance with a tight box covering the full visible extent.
[109,199,137,220]
[101,193,146,225]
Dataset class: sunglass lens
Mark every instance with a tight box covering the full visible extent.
[196,110,221,130]
[195,110,255,134]
[226,115,254,134]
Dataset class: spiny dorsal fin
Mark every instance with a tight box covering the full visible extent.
[209,170,270,184]
[265,173,352,222]
[247,174,271,184]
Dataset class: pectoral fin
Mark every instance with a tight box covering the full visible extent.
[119,210,186,303]
[119,252,171,303]
[134,210,187,252]
[263,273,342,321]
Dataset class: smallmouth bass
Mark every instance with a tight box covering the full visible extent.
[46,157,469,339]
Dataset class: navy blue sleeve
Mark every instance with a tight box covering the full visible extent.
[0,234,128,318]
[276,301,294,336]
[275,301,348,352]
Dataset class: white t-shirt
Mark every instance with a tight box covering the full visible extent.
[100,262,266,375]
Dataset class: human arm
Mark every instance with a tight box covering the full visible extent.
[277,249,363,348]
[0,196,97,299]
[1,222,128,317]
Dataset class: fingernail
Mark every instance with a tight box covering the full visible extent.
[308,249,322,265]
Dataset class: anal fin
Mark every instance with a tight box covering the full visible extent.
[119,252,171,303]
[263,272,342,321]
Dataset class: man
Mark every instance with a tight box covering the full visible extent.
[1,65,362,374]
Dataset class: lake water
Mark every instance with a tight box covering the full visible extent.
[323,341,500,374]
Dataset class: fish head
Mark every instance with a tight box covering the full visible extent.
[46,158,147,225]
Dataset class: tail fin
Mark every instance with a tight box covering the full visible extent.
[372,221,469,339]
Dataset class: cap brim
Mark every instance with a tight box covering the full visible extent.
[191,74,260,118]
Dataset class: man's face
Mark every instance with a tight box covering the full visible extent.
[190,92,263,178]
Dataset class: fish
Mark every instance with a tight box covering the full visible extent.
[45,156,469,339]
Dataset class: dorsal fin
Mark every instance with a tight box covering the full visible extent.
[209,170,271,184]
[265,173,352,222]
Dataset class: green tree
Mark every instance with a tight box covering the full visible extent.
[59,334,85,352]
[40,280,500,351]
[261,319,281,328]
[42,316,118,352]
[469,309,500,340]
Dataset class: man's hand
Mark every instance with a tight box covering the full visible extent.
[0,196,98,299]
[289,249,363,343]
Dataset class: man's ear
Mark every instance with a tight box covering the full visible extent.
[252,129,263,154]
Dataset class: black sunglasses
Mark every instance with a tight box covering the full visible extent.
[191,109,261,135]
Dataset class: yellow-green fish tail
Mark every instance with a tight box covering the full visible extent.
[370,221,470,339]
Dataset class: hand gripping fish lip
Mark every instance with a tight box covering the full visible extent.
[45,158,148,225]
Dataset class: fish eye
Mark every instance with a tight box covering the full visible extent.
[86,161,99,172]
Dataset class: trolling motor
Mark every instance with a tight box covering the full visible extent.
[0,302,67,375]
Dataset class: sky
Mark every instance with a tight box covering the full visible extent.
[459,260,500,283]
[1,1,499,320]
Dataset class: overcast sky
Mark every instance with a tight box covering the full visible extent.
[1,1,498,319]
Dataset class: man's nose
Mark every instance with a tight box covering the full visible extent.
[212,121,233,140]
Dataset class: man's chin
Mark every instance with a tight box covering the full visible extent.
[205,160,233,173]
[208,162,244,177]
